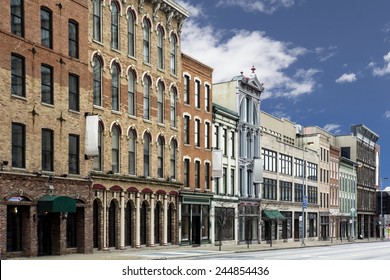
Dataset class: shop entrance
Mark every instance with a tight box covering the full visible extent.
[38,213,52,256]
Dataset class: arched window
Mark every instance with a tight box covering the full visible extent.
[128,70,135,116]
[143,18,150,63]
[157,82,164,124]
[143,75,151,120]
[111,1,119,49]
[157,26,164,69]
[170,139,177,179]
[128,129,136,175]
[157,136,165,178]
[170,87,177,127]
[143,133,151,177]
[170,34,177,75]
[93,122,103,171]
[93,0,102,41]
[93,55,102,106]
[246,131,252,158]
[112,125,120,173]
[111,63,120,111]
[127,10,135,57]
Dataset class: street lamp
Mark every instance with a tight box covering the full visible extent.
[381,177,388,240]
[301,141,314,246]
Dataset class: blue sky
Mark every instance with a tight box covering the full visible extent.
[177,0,390,185]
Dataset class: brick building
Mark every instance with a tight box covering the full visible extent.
[0,0,92,257]
[0,0,190,258]
[179,54,213,245]
[87,0,189,250]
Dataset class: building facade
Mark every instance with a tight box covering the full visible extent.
[211,103,239,246]
[0,0,92,258]
[336,125,380,239]
[213,68,263,244]
[87,0,189,250]
[260,112,320,243]
[179,54,213,245]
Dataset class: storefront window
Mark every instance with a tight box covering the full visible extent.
[181,204,190,241]
[202,205,210,240]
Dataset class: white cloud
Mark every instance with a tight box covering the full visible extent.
[179,2,318,100]
[323,124,341,134]
[216,0,295,14]
[385,111,390,119]
[335,73,357,84]
[370,51,390,76]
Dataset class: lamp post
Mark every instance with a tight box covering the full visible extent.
[381,177,388,240]
[301,141,314,246]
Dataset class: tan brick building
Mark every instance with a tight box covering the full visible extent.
[87,0,188,250]
[180,54,213,245]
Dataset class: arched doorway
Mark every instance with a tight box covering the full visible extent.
[125,201,134,247]
[140,201,148,245]
[154,202,162,245]
[93,199,101,249]
[108,200,117,248]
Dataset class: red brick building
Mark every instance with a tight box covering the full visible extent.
[180,54,213,245]
[0,0,92,258]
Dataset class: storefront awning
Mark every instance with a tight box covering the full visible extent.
[38,195,76,214]
[263,210,285,220]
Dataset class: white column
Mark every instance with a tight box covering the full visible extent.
[135,192,141,248]
[120,191,125,249]
[163,194,168,245]
[103,190,108,250]
[150,194,155,247]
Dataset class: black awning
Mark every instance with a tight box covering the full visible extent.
[38,195,76,214]
[263,210,286,220]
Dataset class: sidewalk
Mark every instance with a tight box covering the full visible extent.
[9,238,387,260]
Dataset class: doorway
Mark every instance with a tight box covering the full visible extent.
[192,216,201,245]
[38,213,52,255]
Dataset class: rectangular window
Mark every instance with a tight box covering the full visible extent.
[69,74,79,111]
[195,161,200,188]
[41,64,53,105]
[262,149,277,172]
[195,119,200,147]
[93,0,101,41]
[214,126,219,149]
[42,129,54,171]
[215,207,235,241]
[41,8,52,48]
[222,128,227,156]
[223,167,227,194]
[308,186,318,204]
[184,159,190,188]
[279,154,292,175]
[295,158,304,177]
[68,20,79,58]
[280,181,292,201]
[12,123,25,168]
[11,0,24,36]
[69,134,79,174]
[205,122,210,149]
[11,54,25,97]
[230,168,235,195]
[205,84,210,111]
[294,183,303,202]
[263,178,277,200]
[184,116,190,145]
[231,131,235,158]
[307,162,318,181]
[195,80,200,108]
[184,75,190,104]
[205,162,210,189]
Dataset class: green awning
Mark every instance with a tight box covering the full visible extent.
[263,210,285,220]
[38,195,76,214]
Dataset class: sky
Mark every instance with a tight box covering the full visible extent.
[177,0,390,187]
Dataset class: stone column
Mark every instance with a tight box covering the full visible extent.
[150,194,155,247]
[120,191,125,249]
[163,194,168,245]
[135,192,141,248]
